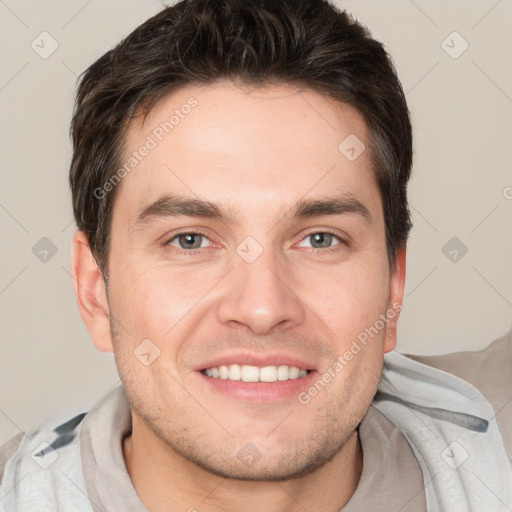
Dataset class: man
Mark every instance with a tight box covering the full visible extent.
[1,0,511,510]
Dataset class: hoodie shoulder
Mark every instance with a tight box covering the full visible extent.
[403,327,512,462]
[0,432,24,484]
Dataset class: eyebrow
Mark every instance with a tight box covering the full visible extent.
[133,192,372,229]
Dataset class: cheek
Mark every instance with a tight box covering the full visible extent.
[110,263,219,350]
[107,269,186,400]
[297,257,389,336]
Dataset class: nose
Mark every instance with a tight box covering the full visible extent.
[216,247,306,335]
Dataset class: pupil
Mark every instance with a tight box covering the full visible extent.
[180,234,200,249]
[313,233,331,248]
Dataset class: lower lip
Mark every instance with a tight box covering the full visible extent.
[197,370,317,403]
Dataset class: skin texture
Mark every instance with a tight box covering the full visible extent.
[71,80,406,512]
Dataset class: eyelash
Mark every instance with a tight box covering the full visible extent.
[163,229,347,256]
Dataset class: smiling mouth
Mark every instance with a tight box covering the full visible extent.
[200,364,310,383]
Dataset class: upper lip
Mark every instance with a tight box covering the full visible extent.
[194,351,316,371]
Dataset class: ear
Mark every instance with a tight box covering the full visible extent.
[383,246,406,353]
[70,230,113,353]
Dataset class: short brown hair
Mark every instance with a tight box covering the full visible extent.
[69,0,413,278]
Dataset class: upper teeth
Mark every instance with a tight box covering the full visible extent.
[202,364,308,382]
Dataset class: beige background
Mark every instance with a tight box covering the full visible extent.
[1,0,511,445]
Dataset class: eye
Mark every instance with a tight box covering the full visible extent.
[163,230,346,256]
[296,231,344,251]
[166,232,212,251]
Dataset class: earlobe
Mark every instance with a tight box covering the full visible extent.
[70,230,114,353]
[383,246,406,353]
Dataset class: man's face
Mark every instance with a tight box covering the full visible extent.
[102,81,402,480]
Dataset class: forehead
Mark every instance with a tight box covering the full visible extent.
[113,80,380,226]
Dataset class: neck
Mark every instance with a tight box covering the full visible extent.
[123,419,363,512]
